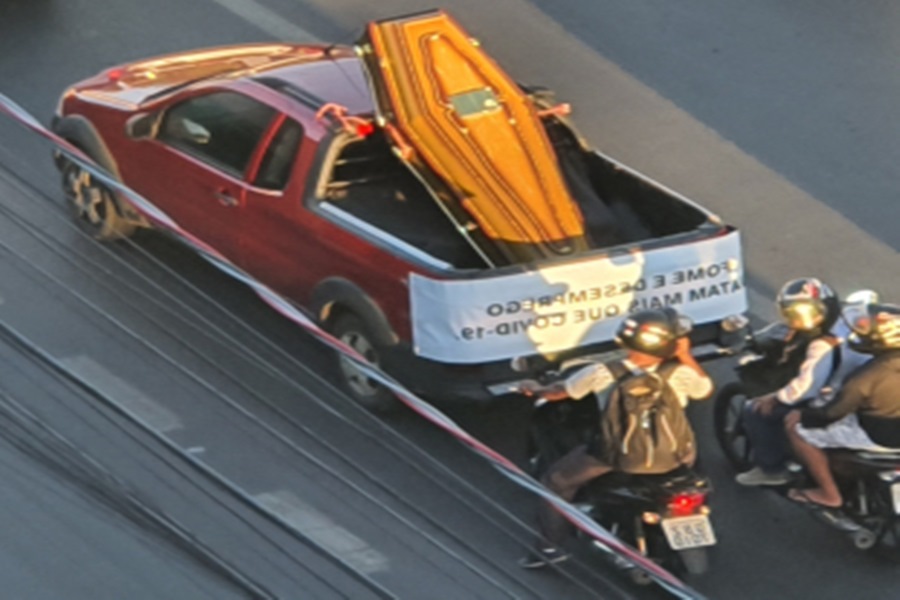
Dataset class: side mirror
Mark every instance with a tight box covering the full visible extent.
[181,119,211,145]
[718,313,751,353]
[510,356,530,373]
[125,112,159,140]
[846,289,879,306]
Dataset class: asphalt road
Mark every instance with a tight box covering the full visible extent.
[1,1,899,599]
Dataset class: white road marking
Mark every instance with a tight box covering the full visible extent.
[206,0,320,42]
[254,490,389,574]
[59,355,182,433]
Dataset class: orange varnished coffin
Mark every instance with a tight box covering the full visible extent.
[359,11,587,263]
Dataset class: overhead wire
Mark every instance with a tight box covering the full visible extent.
[0,232,515,600]
[0,322,395,600]
[0,93,703,599]
[0,136,622,597]
[0,165,629,599]
[0,382,276,599]
[0,332,375,600]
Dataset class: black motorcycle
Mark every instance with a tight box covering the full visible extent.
[713,321,900,552]
[529,397,716,583]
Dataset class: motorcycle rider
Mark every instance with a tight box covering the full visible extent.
[735,278,871,486]
[518,307,713,568]
[785,303,900,508]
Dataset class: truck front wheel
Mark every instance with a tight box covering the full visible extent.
[62,160,135,241]
[330,313,400,413]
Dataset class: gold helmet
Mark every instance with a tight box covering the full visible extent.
[615,308,692,358]
[848,303,900,354]
[776,278,839,333]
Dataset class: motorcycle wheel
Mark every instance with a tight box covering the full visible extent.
[852,528,879,551]
[678,548,709,575]
[875,520,900,560]
[713,382,753,470]
[627,568,654,586]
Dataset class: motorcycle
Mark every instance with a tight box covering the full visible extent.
[713,291,900,551]
[529,394,716,584]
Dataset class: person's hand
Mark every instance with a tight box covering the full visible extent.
[518,380,542,397]
[521,380,570,402]
[674,336,693,360]
[752,395,778,416]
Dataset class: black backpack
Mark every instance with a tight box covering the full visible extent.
[598,362,696,474]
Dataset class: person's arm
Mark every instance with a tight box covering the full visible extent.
[665,339,714,407]
[753,338,837,416]
[775,338,838,405]
[519,380,569,402]
[520,363,614,402]
[800,375,867,428]
[673,337,707,379]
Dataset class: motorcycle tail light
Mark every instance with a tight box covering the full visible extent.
[668,491,707,517]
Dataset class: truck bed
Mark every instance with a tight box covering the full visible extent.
[318,126,713,270]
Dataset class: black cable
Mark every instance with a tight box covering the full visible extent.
[0,159,637,598]
[0,337,362,599]
[0,385,275,599]
[0,319,396,600]
[0,230,522,598]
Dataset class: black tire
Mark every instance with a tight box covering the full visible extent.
[61,159,135,241]
[525,427,561,479]
[627,567,654,586]
[330,313,400,413]
[713,382,753,470]
[678,547,710,575]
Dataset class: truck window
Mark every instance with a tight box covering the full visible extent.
[159,91,276,176]
[253,118,304,190]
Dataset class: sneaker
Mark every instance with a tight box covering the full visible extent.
[518,546,570,569]
[735,466,792,486]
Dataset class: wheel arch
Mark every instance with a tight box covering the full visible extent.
[311,278,400,347]
[52,115,137,220]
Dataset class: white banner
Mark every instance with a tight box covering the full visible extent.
[411,230,746,363]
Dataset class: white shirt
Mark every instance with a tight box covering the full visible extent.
[564,359,713,408]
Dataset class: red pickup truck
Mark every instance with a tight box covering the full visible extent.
[52,11,747,410]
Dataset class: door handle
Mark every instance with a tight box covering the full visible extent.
[214,189,238,207]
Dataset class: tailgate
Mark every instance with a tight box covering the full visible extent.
[409,230,747,364]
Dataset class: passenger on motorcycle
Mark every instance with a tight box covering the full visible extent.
[785,303,900,508]
[736,278,870,487]
[518,308,713,568]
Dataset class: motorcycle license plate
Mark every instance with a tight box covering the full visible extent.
[661,515,717,550]
[892,483,900,515]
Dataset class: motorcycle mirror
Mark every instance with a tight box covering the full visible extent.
[510,356,530,373]
[721,314,750,333]
[846,289,879,306]
[676,314,694,337]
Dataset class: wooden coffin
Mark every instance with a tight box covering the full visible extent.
[358,10,588,264]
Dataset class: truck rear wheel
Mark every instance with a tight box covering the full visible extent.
[330,313,400,413]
